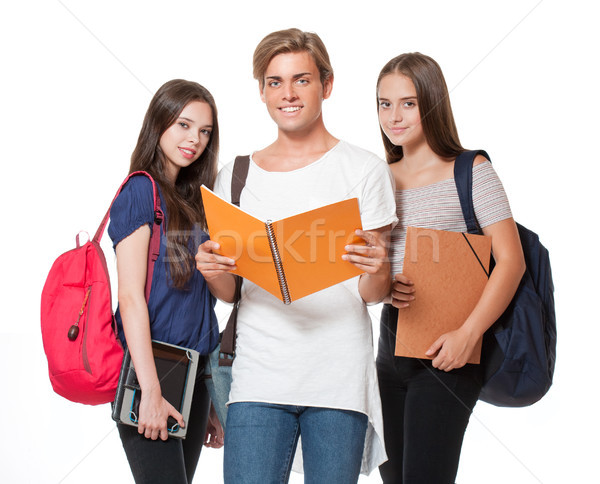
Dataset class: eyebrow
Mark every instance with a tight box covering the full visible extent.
[266,72,313,81]
[377,96,417,101]
[177,117,212,128]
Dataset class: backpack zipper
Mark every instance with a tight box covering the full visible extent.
[81,287,93,374]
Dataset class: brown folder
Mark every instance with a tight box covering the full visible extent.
[201,186,364,304]
[394,226,492,364]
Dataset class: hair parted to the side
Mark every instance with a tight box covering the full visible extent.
[130,79,219,289]
[377,53,464,164]
[253,28,333,88]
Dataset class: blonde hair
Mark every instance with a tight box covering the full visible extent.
[253,28,333,88]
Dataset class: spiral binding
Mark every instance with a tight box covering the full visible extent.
[265,220,291,304]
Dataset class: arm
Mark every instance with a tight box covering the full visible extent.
[425,217,526,371]
[203,402,225,448]
[116,225,185,440]
[195,240,237,303]
[343,225,392,304]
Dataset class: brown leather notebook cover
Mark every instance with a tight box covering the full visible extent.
[201,186,364,303]
[394,226,492,363]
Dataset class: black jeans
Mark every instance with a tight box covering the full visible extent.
[377,304,483,484]
[117,370,211,484]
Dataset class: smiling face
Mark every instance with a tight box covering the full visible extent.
[377,73,425,150]
[259,51,332,135]
[159,100,213,183]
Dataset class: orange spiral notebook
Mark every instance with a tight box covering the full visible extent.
[201,186,364,304]
[395,226,492,364]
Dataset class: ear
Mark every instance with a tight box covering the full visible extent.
[259,82,266,104]
[322,74,334,100]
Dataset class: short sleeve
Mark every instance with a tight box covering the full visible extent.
[358,155,398,231]
[108,176,155,248]
[213,162,233,201]
[472,161,513,228]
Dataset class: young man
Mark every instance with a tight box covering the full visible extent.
[196,28,397,482]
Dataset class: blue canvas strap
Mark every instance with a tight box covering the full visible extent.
[453,150,490,235]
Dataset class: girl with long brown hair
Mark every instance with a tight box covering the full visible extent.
[376,53,525,483]
[108,79,223,483]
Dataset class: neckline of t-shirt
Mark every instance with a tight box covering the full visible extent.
[396,160,490,193]
[249,140,343,174]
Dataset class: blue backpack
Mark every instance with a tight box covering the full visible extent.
[454,150,556,407]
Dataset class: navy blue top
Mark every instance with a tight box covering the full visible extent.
[108,176,219,355]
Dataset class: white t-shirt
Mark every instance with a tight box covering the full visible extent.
[214,140,397,474]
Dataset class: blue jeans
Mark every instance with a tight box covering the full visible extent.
[224,402,368,484]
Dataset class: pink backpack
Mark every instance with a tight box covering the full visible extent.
[41,172,163,405]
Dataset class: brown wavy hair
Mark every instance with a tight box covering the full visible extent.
[130,79,219,289]
[377,53,463,164]
[253,28,333,88]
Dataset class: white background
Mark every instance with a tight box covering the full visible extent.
[1,0,597,482]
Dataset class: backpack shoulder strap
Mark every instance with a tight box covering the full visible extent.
[453,150,490,234]
[218,275,242,366]
[219,156,250,365]
[93,171,164,302]
[231,155,250,207]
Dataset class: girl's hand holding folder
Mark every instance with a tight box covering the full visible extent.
[138,385,185,441]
